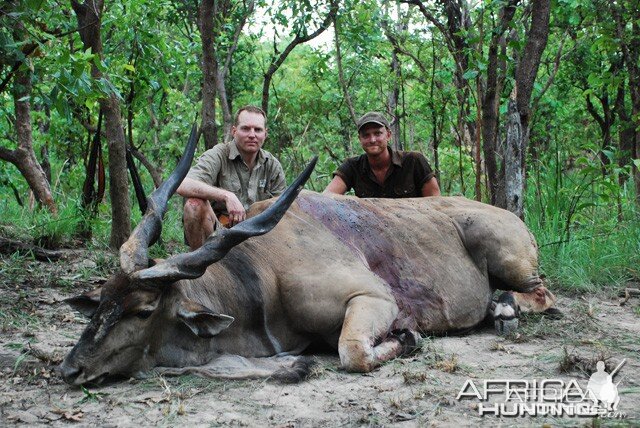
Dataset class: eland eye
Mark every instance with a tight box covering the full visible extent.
[136,310,154,320]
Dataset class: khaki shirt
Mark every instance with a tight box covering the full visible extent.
[186,141,286,214]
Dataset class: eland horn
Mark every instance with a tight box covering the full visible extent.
[120,122,199,274]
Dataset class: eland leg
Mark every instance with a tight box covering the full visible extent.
[338,295,419,373]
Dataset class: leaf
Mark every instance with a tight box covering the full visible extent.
[123,64,136,73]
[569,13,581,26]
[575,202,596,212]
[25,0,45,12]
[51,409,84,422]
[601,149,615,162]
[462,70,479,80]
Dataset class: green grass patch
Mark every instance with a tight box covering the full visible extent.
[1,192,187,254]
[526,171,639,293]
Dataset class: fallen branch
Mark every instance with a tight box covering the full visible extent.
[619,287,640,306]
[0,237,67,261]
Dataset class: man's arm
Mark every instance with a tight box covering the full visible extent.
[421,177,441,197]
[177,177,246,225]
[323,176,348,195]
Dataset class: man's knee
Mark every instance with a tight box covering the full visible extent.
[183,198,210,220]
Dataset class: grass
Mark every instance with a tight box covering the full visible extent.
[526,176,640,293]
[79,385,109,404]
[0,254,43,330]
[0,192,187,253]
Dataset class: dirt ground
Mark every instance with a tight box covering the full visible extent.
[0,250,638,427]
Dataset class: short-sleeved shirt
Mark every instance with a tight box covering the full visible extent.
[186,141,286,214]
[334,148,435,198]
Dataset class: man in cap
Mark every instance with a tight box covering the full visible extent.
[324,111,440,198]
[177,105,286,250]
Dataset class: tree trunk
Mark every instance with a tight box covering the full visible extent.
[515,0,551,136]
[216,67,233,142]
[0,62,57,214]
[199,0,218,149]
[34,103,52,183]
[502,0,550,214]
[585,93,613,175]
[130,145,162,188]
[334,15,358,126]
[615,87,632,171]
[71,0,131,249]
[505,96,524,218]
[611,1,640,204]
[481,0,517,206]
[196,0,254,144]
[81,111,103,212]
[387,47,402,150]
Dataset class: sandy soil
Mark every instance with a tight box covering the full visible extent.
[0,251,638,427]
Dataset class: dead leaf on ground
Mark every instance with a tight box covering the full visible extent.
[392,411,417,422]
[133,392,170,406]
[51,408,84,421]
[6,410,40,424]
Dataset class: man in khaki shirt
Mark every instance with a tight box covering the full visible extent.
[177,106,286,249]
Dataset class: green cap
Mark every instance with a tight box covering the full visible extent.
[356,111,390,131]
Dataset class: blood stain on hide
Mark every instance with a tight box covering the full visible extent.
[297,194,444,329]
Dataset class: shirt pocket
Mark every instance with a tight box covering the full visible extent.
[352,181,375,198]
[257,181,275,200]
[393,180,415,197]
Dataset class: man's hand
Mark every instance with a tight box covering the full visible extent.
[224,191,246,226]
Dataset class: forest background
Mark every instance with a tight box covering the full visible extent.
[1,0,639,293]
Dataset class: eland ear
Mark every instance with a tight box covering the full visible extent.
[65,287,102,318]
[177,300,234,338]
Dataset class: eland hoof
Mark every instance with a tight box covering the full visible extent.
[492,292,520,336]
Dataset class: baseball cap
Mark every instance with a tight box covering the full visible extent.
[356,112,390,131]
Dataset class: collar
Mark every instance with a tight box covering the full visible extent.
[389,147,403,167]
[228,141,268,166]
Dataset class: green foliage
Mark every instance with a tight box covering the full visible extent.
[1,0,638,294]
[526,146,640,291]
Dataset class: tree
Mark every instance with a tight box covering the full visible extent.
[0,60,58,215]
[71,0,131,249]
[381,1,410,150]
[510,0,551,214]
[400,0,483,199]
[333,13,358,126]
[610,0,640,204]
[261,0,339,119]
[0,3,57,214]
[199,0,256,148]
[401,0,551,215]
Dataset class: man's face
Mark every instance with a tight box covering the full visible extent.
[358,123,391,156]
[232,111,267,156]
